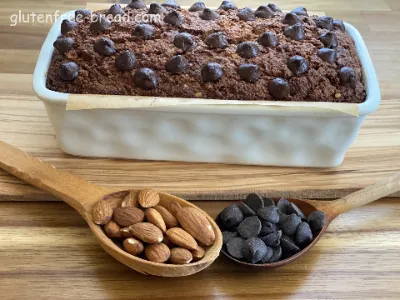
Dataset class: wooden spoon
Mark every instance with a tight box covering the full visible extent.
[220,172,400,267]
[0,140,222,277]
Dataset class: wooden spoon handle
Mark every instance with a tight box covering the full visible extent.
[0,140,107,214]
[327,173,400,217]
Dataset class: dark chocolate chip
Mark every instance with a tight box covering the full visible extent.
[319,31,338,48]
[219,1,237,11]
[282,12,302,25]
[291,6,308,16]
[258,206,280,223]
[162,0,180,9]
[94,37,116,56]
[132,23,154,39]
[287,55,308,76]
[255,6,274,19]
[200,8,219,20]
[205,32,228,49]
[220,204,244,229]
[237,202,257,217]
[333,19,345,31]
[260,245,273,263]
[295,222,313,248]
[115,50,136,71]
[166,55,189,74]
[108,4,124,16]
[281,213,302,235]
[222,231,239,245]
[268,78,290,100]
[261,230,282,247]
[236,41,259,58]
[164,11,184,25]
[243,237,268,264]
[174,32,195,52]
[90,15,111,31]
[263,198,275,207]
[61,19,77,35]
[201,62,223,82]
[277,198,291,214]
[59,62,79,81]
[237,216,262,239]
[278,212,289,225]
[75,9,91,20]
[148,3,166,14]
[307,210,326,233]
[260,221,276,236]
[289,202,306,220]
[53,37,74,55]
[258,31,279,47]
[244,193,264,213]
[284,23,305,41]
[226,237,246,259]
[237,64,260,83]
[268,246,282,263]
[189,2,205,12]
[237,7,256,21]
[268,3,281,12]
[317,48,336,64]
[315,16,333,30]
[339,67,357,88]
[127,0,146,9]
[280,234,300,254]
[133,68,158,90]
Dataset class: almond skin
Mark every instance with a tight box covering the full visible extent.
[121,191,138,208]
[123,238,144,256]
[104,220,123,239]
[177,207,216,246]
[191,245,206,261]
[120,227,134,238]
[113,207,144,227]
[146,208,167,233]
[154,205,178,228]
[166,227,198,250]
[92,200,113,225]
[138,189,160,208]
[145,243,171,263]
[129,222,164,243]
[169,248,193,264]
[106,196,123,209]
[162,235,175,248]
[169,201,183,218]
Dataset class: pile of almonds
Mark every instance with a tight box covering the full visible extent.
[92,189,216,264]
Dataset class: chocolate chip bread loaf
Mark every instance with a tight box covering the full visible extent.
[46,1,366,103]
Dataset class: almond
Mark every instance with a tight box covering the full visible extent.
[104,220,123,239]
[106,196,123,209]
[92,200,113,225]
[120,227,134,238]
[191,245,206,261]
[121,191,138,208]
[138,188,160,208]
[177,207,216,246]
[129,222,164,243]
[162,235,175,248]
[123,238,144,256]
[154,205,178,228]
[169,201,182,218]
[113,207,144,227]
[169,248,193,264]
[145,243,170,263]
[145,208,167,233]
[166,228,198,250]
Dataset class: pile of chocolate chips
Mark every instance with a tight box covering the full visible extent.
[217,194,326,264]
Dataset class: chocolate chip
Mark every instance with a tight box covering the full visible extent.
[132,23,154,39]
[268,246,282,262]
[201,62,223,82]
[339,67,357,88]
[258,206,280,223]
[255,5,274,19]
[133,68,158,90]
[280,234,300,254]
[284,23,305,41]
[315,16,333,30]
[174,32,195,52]
[237,216,262,238]
[261,230,282,247]
[237,7,256,21]
[333,19,345,31]
[237,202,257,217]
[162,0,180,9]
[127,0,146,9]
[222,231,239,245]
[219,1,237,11]
[268,78,290,99]
[317,48,336,64]
[90,15,111,31]
[75,9,91,20]
[295,222,313,248]
[258,31,279,47]
[263,198,275,207]
[291,6,308,16]
[226,237,246,259]
[277,198,290,214]
[282,12,302,25]
[189,2,205,12]
[61,19,77,35]
[59,62,79,81]
[260,221,276,236]
[260,245,274,263]
[237,64,260,83]
[307,210,326,233]
[278,212,289,225]
[236,41,259,58]
[94,37,116,56]
[287,55,308,76]
[243,237,268,263]
[108,4,124,16]
[148,3,166,15]
[268,3,281,12]
[281,213,302,235]
[220,204,244,229]
[319,31,338,48]
[204,32,228,49]
[164,11,184,25]
[115,50,136,71]
[244,193,264,213]
[53,37,74,55]
[200,8,219,20]
[289,202,306,220]
[166,55,189,74]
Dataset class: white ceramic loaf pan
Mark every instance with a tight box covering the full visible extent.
[33,10,380,167]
